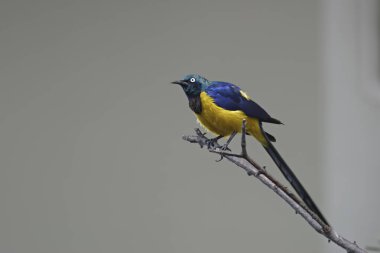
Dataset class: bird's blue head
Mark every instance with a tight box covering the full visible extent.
[171,74,210,98]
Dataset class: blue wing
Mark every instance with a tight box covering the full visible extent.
[205,81,282,124]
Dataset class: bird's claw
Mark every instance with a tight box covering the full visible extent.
[206,138,219,150]
[220,143,231,152]
[214,144,232,162]
[215,155,224,162]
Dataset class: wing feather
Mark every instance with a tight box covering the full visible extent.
[206,81,282,124]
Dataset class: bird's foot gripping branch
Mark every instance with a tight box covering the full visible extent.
[182,120,367,253]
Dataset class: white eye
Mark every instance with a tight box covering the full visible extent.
[190,78,196,83]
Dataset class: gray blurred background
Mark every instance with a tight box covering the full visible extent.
[1,0,379,252]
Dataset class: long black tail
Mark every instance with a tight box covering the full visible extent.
[263,138,329,225]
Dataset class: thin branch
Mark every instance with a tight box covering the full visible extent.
[182,120,366,253]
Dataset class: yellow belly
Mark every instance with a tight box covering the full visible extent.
[196,92,269,146]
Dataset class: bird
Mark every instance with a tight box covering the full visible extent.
[172,74,329,225]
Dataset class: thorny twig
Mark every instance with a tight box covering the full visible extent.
[182,120,366,253]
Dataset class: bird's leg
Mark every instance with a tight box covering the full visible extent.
[214,132,237,162]
[220,131,237,151]
[206,135,223,149]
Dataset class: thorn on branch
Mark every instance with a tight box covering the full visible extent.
[247,170,255,176]
[241,119,248,157]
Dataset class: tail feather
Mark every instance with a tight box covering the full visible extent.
[261,131,329,225]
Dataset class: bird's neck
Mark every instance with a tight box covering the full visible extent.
[188,95,202,114]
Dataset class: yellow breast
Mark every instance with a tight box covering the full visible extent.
[195,92,268,146]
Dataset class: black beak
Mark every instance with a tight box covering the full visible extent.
[171,80,188,86]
